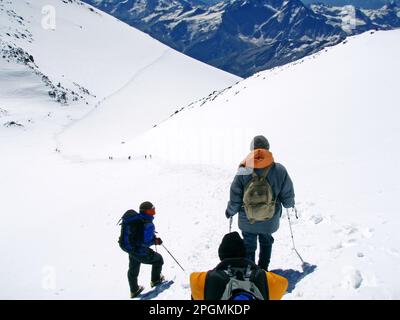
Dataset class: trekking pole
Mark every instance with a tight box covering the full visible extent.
[161,244,185,272]
[286,208,305,264]
[294,206,299,219]
[229,217,233,232]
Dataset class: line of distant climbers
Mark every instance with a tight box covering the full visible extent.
[109,155,152,160]
[54,148,152,160]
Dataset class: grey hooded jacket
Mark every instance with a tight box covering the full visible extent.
[226,163,295,235]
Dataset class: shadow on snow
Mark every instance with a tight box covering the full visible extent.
[271,262,317,293]
[138,280,174,300]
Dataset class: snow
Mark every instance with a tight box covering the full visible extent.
[184,11,223,33]
[0,0,239,158]
[119,30,399,299]
[150,7,223,36]
[57,47,238,159]
[289,7,302,24]
[1,0,400,300]
[0,0,238,299]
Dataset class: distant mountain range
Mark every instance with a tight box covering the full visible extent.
[302,1,399,9]
[83,0,400,77]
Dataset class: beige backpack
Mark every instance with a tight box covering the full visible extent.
[243,166,275,224]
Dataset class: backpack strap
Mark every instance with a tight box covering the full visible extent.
[244,265,253,279]
[222,265,249,281]
[224,265,233,277]
[220,264,265,300]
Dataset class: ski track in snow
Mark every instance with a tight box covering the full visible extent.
[52,48,172,143]
[105,49,172,101]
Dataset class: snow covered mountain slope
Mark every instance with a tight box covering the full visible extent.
[119,29,399,299]
[57,46,240,159]
[136,30,400,166]
[1,4,399,298]
[0,0,238,299]
[0,0,239,135]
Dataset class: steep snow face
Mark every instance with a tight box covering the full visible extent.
[124,30,400,299]
[57,46,240,159]
[0,0,171,101]
[129,30,400,168]
[0,0,239,154]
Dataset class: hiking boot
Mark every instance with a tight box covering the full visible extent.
[150,275,165,288]
[130,286,144,298]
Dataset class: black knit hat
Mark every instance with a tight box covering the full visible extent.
[250,135,270,150]
[218,232,247,261]
[139,201,155,213]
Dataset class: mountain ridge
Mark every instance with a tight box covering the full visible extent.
[83,0,400,77]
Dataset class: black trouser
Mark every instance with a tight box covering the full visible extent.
[242,232,274,271]
[128,249,164,292]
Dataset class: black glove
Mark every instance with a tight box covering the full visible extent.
[154,237,163,245]
[225,210,232,219]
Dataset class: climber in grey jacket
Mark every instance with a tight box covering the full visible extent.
[225,135,295,271]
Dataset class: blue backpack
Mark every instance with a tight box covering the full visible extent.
[118,210,145,253]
